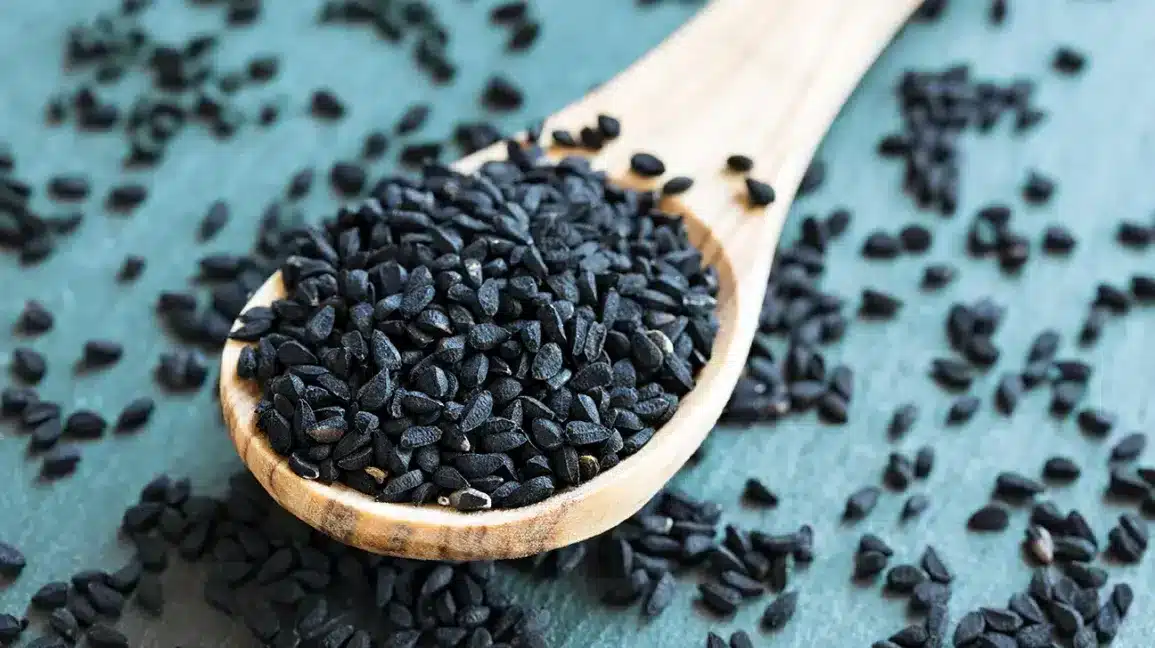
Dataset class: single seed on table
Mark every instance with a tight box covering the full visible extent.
[995,471,1045,499]
[1042,456,1080,481]
[861,231,901,259]
[310,89,346,119]
[898,224,932,253]
[1053,46,1087,75]
[1022,170,1055,204]
[968,504,1010,531]
[913,446,934,478]
[888,403,918,438]
[859,288,902,318]
[901,494,929,521]
[0,541,26,577]
[729,630,753,648]
[329,161,367,196]
[11,347,47,383]
[1111,433,1147,462]
[82,340,123,368]
[989,0,1007,24]
[1042,225,1076,254]
[945,395,980,425]
[844,486,880,520]
[106,184,147,211]
[16,301,54,334]
[596,114,621,139]
[742,478,778,507]
[361,131,389,159]
[198,201,229,242]
[507,20,541,51]
[481,75,524,110]
[47,174,90,201]
[760,591,798,631]
[854,550,888,579]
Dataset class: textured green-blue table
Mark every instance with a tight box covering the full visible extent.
[3,1,1155,646]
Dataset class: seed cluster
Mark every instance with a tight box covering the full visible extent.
[233,141,720,509]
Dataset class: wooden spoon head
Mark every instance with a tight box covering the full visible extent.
[219,146,746,560]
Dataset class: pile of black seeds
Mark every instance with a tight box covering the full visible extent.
[232,139,721,509]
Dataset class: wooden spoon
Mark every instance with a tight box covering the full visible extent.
[221,0,921,560]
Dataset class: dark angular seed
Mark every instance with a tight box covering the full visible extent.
[106,184,147,211]
[862,231,901,259]
[481,76,523,110]
[920,546,952,584]
[914,446,934,479]
[885,564,927,593]
[995,471,1045,499]
[946,395,980,425]
[643,571,676,617]
[760,591,798,631]
[1076,408,1114,435]
[698,581,741,615]
[1111,433,1146,461]
[1043,456,1080,481]
[742,478,778,507]
[629,152,666,177]
[859,288,902,318]
[82,340,123,368]
[844,486,880,520]
[1053,46,1087,75]
[311,89,346,119]
[725,155,754,172]
[661,176,694,195]
[901,494,929,521]
[330,161,367,196]
[953,611,986,645]
[0,542,26,577]
[920,263,956,290]
[745,178,775,206]
[889,403,918,438]
[11,347,47,383]
[899,224,932,253]
[1042,225,1076,254]
[968,504,1010,531]
[1022,170,1055,204]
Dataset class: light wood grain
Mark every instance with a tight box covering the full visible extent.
[220,0,921,560]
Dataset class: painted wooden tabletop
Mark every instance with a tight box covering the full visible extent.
[3,1,1155,646]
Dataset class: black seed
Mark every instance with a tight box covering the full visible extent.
[40,445,81,479]
[742,478,778,507]
[954,611,986,645]
[82,340,123,368]
[198,201,229,242]
[797,159,826,196]
[698,581,741,614]
[311,89,346,119]
[1053,46,1087,75]
[946,395,980,425]
[885,564,927,593]
[862,231,901,259]
[481,76,523,110]
[889,403,918,438]
[760,591,797,630]
[661,176,694,196]
[899,224,932,252]
[745,179,775,206]
[106,184,147,211]
[1022,170,1055,204]
[629,152,666,177]
[859,289,902,318]
[12,347,47,383]
[1076,408,1114,435]
[1042,225,1076,254]
[16,301,54,335]
[643,571,675,616]
[968,504,1010,531]
[1043,456,1080,482]
[844,486,880,520]
[1111,433,1146,461]
[901,494,930,521]
[0,542,26,577]
[330,161,367,196]
[995,471,1045,499]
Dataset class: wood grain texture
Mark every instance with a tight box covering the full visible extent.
[219,0,921,560]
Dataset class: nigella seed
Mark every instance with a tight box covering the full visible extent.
[760,591,798,631]
[12,347,48,383]
[1042,225,1076,254]
[859,289,902,318]
[661,176,694,196]
[968,504,1010,531]
[481,76,523,111]
[725,155,754,173]
[106,184,147,211]
[310,89,346,119]
[742,478,778,507]
[0,541,26,577]
[861,231,901,259]
[901,494,929,521]
[17,301,54,334]
[1022,170,1055,204]
[844,486,880,520]
[330,161,367,196]
[198,201,229,242]
[889,403,918,438]
[629,152,666,177]
[921,262,956,290]
[1043,456,1080,481]
[745,179,775,207]
[995,471,1045,499]
[82,340,123,368]
[1111,433,1146,462]
[1053,46,1087,75]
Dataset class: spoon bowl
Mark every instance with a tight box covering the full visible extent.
[221,0,921,560]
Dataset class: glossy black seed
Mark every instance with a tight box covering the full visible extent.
[310,89,346,119]
[899,224,932,252]
[661,176,694,195]
[106,184,147,211]
[86,623,127,648]
[698,581,742,614]
[885,564,927,593]
[954,611,986,645]
[40,445,81,479]
[0,541,26,577]
[330,161,367,196]
[629,152,666,177]
[82,340,123,368]
[1111,432,1146,461]
[11,347,47,383]
[1022,170,1055,204]
[16,301,54,335]
[889,403,918,439]
[481,76,523,110]
[742,478,778,507]
[968,504,1010,531]
[745,178,775,206]
[946,395,980,425]
[921,263,956,290]
[1108,466,1150,499]
[1042,225,1076,254]
[901,494,930,521]
[1076,408,1114,435]
[862,231,901,259]
[198,201,229,242]
[760,591,797,631]
[844,486,881,520]
[995,471,1045,499]
[725,155,754,172]
[1053,46,1087,75]
[859,288,902,318]
[910,581,950,611]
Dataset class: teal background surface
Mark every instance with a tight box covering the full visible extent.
[3,0,1155,646]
